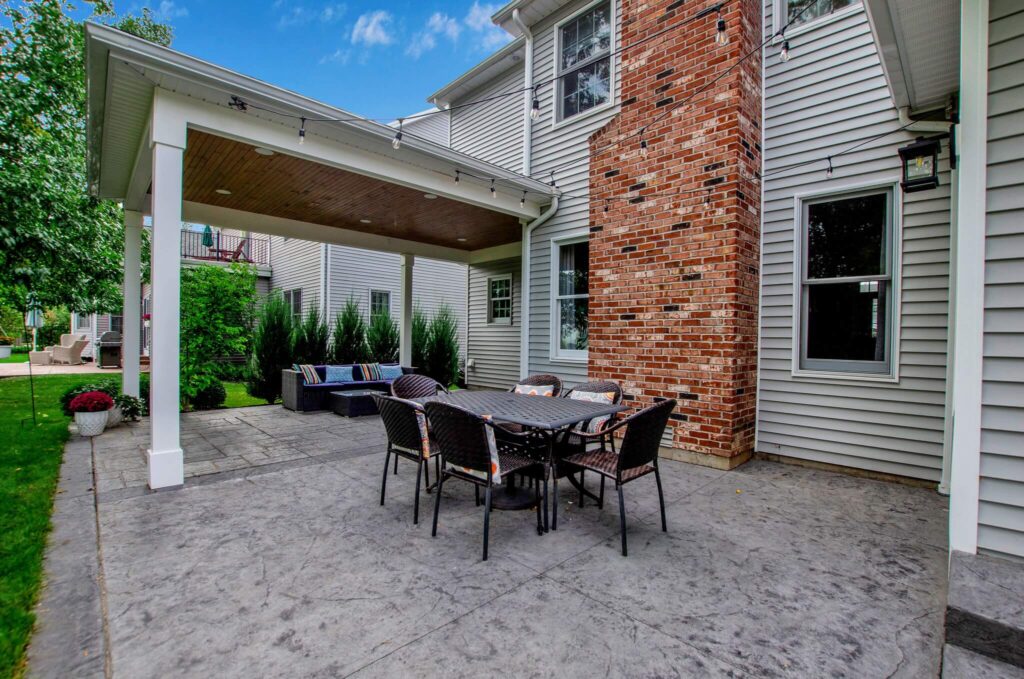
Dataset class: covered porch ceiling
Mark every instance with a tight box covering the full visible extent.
[85,22,553,263]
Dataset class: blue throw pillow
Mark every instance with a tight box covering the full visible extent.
[325,365,354,383]
[379,364,403,380]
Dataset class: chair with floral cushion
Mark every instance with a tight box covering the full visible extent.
[425,401,545,561]
[561,399,676,556]
[373,395,439,525]
[508,374,563,398]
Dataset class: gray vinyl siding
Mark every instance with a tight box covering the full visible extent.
[326,245,468,359]
[450,64,524,171]
[524,0,622,389]
[979,0,1024,560]
[269,237,322,314]
[467,258,522,389]
[404,110,450,146]
[756,2,951,480]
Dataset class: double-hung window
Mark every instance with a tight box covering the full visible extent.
[110,314,124,334]
[487,275,512,325]
[370,289,391,318]
[553,238,589,360]
[556,1,613,122]
[283,289,302,323]
[779,0,855,30]
[798,187,896,376]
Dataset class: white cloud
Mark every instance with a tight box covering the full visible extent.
[320,47,351,65]
[350,10,394,46]
[154,0,188,20]
[275,2,345,29]
[406,12,461,58]
[463,2,511,52]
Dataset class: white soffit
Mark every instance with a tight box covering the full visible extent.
[865,0,960,111]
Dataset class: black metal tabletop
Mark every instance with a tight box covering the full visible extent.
[415,390,626,431]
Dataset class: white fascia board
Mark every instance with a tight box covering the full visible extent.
[182,201,474,263]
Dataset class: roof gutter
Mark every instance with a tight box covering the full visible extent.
[511,9,534,176]
[519,195,559,378]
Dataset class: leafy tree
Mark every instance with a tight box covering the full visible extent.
[424,305,461,388]
[36,307,70,348]
[292,306,329,365]
[180,263,256,406]
[246,292,293,403]
[366,310,399,363]
[411,305,428,370]
[329,298,367,364]
[0,1,171,314]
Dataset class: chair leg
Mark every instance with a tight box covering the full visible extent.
[423,457,430,493]
[482,485,492,561]
[599,476,605,509]
[431,473,445,537]
[654,466,667,532]
[380,449,391,506]
[617,484,628,557]
[413,457,423,525]
[535,473,543,535]
[475,485,481,507]
[578,470,585,508]
[552,475,559,531]
[393,453,399,475]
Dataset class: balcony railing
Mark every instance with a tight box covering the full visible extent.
[180,231,270,265]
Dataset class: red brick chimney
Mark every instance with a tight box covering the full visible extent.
[589,0,762,469]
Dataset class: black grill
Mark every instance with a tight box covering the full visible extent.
[97,331,122,369]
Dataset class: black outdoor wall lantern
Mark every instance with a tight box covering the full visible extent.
[898,137,941,192]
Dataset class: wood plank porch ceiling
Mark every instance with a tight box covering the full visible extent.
[182,130,521,251]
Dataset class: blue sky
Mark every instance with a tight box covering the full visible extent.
[83,1,514,120]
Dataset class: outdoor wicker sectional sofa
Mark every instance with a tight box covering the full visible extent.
[282,363,415,412]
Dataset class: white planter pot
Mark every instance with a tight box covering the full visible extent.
[106,405,123,428]
[0,346,11,358]
[75,410,109,437]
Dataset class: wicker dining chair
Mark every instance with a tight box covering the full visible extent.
[391,373,449,399]
[373,395,440,525]
[509,373,563,398]
[425,401,545,561]
[561,399,676,556]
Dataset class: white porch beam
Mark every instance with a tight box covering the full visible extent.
[399,254,414,368]
[948,0,988,555]
[121,210,143,397]
[148,89,542,219]
[182,201,476,263]
[467,241,523,264]
[148,89,186,490]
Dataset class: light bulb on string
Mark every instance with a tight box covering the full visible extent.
[298,117,306,145]
[780,40,791,62]
[520,191,527,208]
[715,16,728,45]
[455,170,460,185]
[640,137,649,157]
[531,89,541,121]
[490,179,496,200]
[825,157,834,179]
[392,119,403,150]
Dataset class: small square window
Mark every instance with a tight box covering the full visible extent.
[370,290,391,318]
[487,275,512,325]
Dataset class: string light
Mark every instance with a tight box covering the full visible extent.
[298,117,306,145]
[715,13,728,46]
[490,179,496,199]
[780,40,791,62]
[520,190,527,207]
[640,137,649,157]
[531,89,541,121]
[392,119,403,150]
[454,169,460,184]
[825,156,834,179]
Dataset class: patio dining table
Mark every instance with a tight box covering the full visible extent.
[415,390,627,532]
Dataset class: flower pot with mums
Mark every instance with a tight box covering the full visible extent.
[69,391,114,437]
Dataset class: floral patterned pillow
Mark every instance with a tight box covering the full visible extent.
[569,390,616,433]
[514,383,555,397]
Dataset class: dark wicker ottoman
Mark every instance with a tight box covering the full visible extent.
[330,389,386,417]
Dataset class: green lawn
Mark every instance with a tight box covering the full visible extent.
[0,374,95,679]
[221,381,272,408]
[0,355,27,364]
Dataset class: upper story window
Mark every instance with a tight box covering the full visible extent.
[798,187,896,376]
[487,275,512,325]
[557,1,613,122]
[553,238,589,360]
[370,289,391,318]
[781,0,855,29]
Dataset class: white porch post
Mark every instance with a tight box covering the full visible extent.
[148,138,185,489]
[399,254,414,367]
[122,211,143,397]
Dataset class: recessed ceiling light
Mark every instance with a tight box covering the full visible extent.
[253,147,275,156]
[423,193,438,200]
[456,237,467,242]
[360,218,372,224]
[215,188,232,195]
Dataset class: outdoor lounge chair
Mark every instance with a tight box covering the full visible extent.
[374,395,440,525]
[509,373,563,397]
[281,363,415,412]
[425,401,545,561]
[560,399,676,556]
[391,373,448,399]
[51,338,89,365]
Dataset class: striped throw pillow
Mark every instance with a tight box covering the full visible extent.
[296,364,321,385]
[359,363,383,381]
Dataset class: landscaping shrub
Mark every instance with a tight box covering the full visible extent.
[329,298,367,364]
[60,379,119,416]
[139,373,151,413]
[68,391,114,413]
[412,306,428,371]
[36,307,70,348]
[424,305,461,388]
[189,379,226,410]
[114,394,146,421]
[293,306,329,365]
[366,310,399,364]
[246,292,293,404]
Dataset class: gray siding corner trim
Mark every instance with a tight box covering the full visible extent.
[467,258,522,389]
[756,1,951,482]
[978,0,1024,560]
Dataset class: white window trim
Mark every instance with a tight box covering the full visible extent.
[549,231,590,363]
[551,0,618,129]
[771,0,860,41]
[789,179,903,383]
[369,288,392,317]
[487,274,513,326]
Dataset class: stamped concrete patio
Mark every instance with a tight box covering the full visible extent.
[31,405,951,678]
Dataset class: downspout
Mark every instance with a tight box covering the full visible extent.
[519,196,559,378]
[512,9,534,176]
